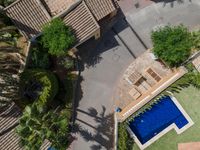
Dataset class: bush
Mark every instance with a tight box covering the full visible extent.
[41,18,75,56]
[58,56,74,70]
[29,47,50,69]
[191,30,200,50]
[151,25,193,67]
[118,123,134,150]
[19,69,58,107]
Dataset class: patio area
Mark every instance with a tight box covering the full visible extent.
[114,50,187,121]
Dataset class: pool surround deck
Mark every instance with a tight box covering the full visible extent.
[127,96,194,150]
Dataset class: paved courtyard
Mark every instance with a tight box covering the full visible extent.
[71,0,200,149]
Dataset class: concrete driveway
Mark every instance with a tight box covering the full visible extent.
[71,1,200,149]
[71,27,142,150]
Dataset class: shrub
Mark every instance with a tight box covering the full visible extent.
[58,56,74,70]
[41,18,75,56]
[29,47,50,69]
[19,69,58,107]
[191,30,200,50]
[118,123,134,150]
[151,25,193,67]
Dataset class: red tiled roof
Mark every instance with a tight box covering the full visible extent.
[84,0,116,21]
[5,0,116,42]
[41,0,76,16]
[62,1,99,43]
[5,0,51,39]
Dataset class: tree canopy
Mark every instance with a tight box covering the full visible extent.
[41,18,75,56]
[151,25,193,67]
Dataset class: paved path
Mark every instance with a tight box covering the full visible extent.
[71,0,200,149]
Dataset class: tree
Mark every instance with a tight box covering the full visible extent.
[16,103,71,150]
[151,25,193,67]
[41,18,75,56]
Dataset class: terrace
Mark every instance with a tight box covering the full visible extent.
[114,50,187,121]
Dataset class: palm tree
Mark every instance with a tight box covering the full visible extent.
[16,103,70,150]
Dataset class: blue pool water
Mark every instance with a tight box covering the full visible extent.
[129,96,188,144]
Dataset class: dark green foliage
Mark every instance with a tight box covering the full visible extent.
[0,0,15,7]
[151,25,193,67]
[41,18,75,56]
[185,63,196,72]
[118,123,134,150]
[55,73,76,106]
[29,47,50,69]
[16,104,70,150]
[19,69,58,107]
[191,30,200,50]
[58,56,74,70]
[0,12,20,45]
[0,12,13,27]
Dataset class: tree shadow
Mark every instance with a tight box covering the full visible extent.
[150,0,190,7]
[72,106,114,150]
[71,74,84,124]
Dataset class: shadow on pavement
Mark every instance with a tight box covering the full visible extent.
[150,0,190,7]
[72,106,114,150]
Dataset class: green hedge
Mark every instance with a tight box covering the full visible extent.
[19,69,58,107]
[118,123,134,150]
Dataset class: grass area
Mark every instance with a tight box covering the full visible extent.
[133,86,200,150]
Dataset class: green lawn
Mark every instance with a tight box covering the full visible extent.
[133,86,200,150]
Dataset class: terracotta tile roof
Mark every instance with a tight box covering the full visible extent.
[5,0,51,39]
[41,0,76,16]
[62,1,99,43]
[84,0,116,21]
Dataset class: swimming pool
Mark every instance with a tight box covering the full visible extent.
[128,96,189,145]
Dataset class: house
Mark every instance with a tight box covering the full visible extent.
[4,0,118,50]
